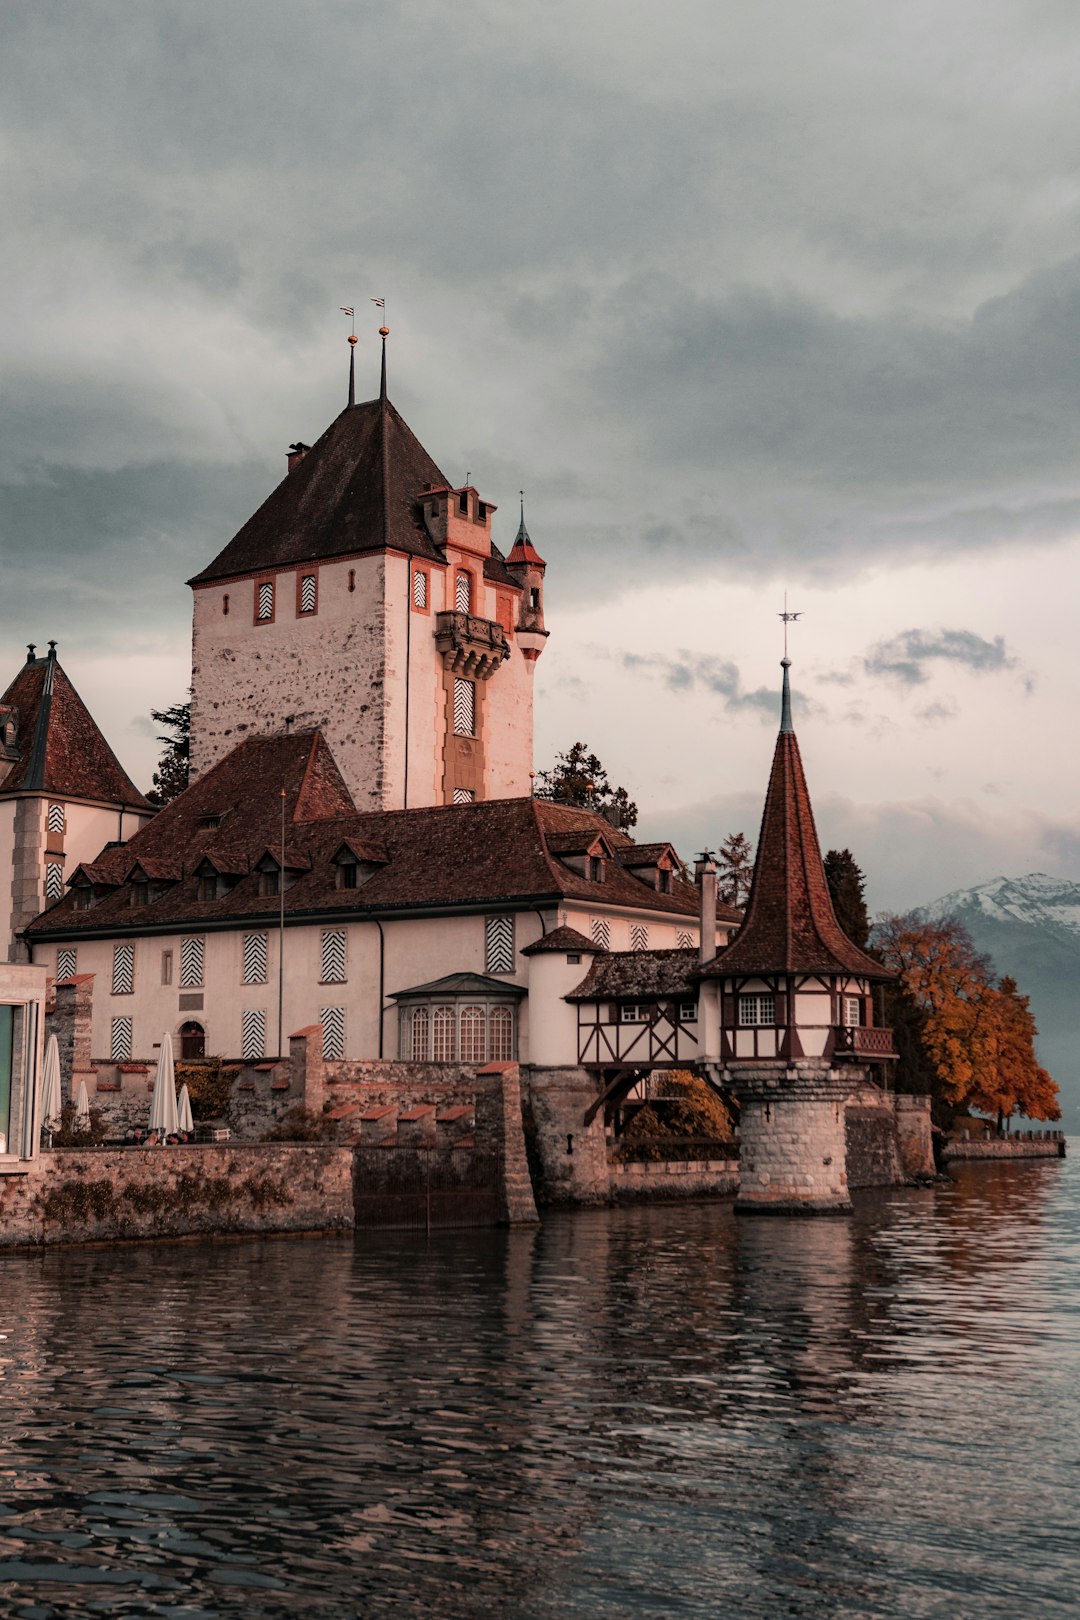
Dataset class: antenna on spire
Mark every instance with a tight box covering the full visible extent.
[341,306,357,406]
[778,593,802,734]
[371,298,388,400]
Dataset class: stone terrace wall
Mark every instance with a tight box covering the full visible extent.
[845,1106,904,1189]
[0,1144,353,1248]
[612,1159,738,1201]
[943,1136,1066,1161]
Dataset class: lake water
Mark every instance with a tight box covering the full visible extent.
[0,1161,1077,1618]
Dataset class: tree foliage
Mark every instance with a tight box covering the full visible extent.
[824,848,870,949]
[717,832,754,906]
[534,741,638,829]
[874,912,1060,1127]
[146,700,191,806]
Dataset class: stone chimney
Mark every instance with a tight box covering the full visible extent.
[287,442,311,473]
[695,850,717,962]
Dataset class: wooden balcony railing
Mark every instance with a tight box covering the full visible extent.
[833,1025,897,1061]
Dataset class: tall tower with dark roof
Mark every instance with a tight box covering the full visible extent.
[188,356,548,811]
[700,658,896,1213]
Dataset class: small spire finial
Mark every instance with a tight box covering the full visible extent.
[341,306,357,407]
[371,298,388,402]
[47,640,57,659]
[778,594,801,734]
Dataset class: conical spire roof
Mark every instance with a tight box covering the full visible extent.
[0,647,150,809]
[506,501,546,568]
[701,662,886,980]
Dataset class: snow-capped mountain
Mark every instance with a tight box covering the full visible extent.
[921,873,1080,1127]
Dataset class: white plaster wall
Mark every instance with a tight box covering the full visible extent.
[561,905,705,952]
[0,802,16,947]
[521,951,587,1066]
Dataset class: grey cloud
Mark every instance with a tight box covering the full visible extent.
[864,628,1018,685]
[620,651,783,721]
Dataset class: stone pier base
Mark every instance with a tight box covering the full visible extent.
[728,1063,861,1215]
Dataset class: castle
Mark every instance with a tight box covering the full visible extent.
[0,337,932,1209]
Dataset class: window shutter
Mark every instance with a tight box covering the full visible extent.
[453,788,475,805]
[241,1008,266,1060]
[44,862,64,901]
[111,944,134,995]
[180,936,205,989]
[677,930,695,949]
[320,929,347,983]
[412,571,427,609]
[485,915,515,974]
[242,932,268,985]
[56,947,77,981]
[48,803,65,834]
[453,678,475,736]
[257,580,274,620]
[591,917,610,949]
[630,925,648,952]
[320,1006,346,1060]
[299,574,317,614]
[110,1016,133,1061]
[455,572,471,613]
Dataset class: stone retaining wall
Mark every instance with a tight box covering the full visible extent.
[612,1159,738,1201]
[943,1137,1066,1161]
[0,1144,354,1248]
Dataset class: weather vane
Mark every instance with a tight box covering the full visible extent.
[778,592,802,660]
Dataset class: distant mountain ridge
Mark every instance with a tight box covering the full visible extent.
[919,872,1080,1127]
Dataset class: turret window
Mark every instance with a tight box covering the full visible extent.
[739,993,775,1026]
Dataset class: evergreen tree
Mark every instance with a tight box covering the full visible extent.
[534,742,638,829]
[824,848,870,948]
[717,832,754,906]
[146,700,190,806]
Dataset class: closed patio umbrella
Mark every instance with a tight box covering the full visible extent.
[177,1083,194,1135]
[74,1079,91,1131]
[40,1034,62,1136]
[149,1033,179,1138]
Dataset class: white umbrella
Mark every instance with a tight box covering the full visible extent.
[74,1079,91,1131]
[149,1032,179,1138]
[177,1083,194,1135]
[40,1034,62,1134]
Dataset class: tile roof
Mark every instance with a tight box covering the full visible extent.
[0,650,151,809]
[700,698,888,981]
[506,511,546,569]
[566,948,700,1002]
[521,925,602,955]
[188,395,519,590]
[390,972,527,1000]
[26,733,713,938]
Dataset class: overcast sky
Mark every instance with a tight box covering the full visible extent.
[4,0,1079,911]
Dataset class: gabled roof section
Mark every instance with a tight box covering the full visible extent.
[700,663,887,980]
[390,971,528,1000]
[0,649,151,809]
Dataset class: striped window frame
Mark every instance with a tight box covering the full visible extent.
[320,928,347,984]
[110,1016,133,1061]
[320,1006,346,1061]
[242,932,268,986]
[241,1008,267,1060]
[677,930,695,949]
[56,947,77,982]
[455,570,472,613]
[484,915,515,975]
[47,802,65,835]
[111,943,135,995]
[453,788,475,805]
[298,573,317,615]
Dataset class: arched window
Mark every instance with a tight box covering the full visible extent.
[460,1005,485,1064]
[410,1005,430,1062]
[179,1021,205,1061]
[489,1006,513,1061]
[432,1006,456,1062]
[455,570,472,613]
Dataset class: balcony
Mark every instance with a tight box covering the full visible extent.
[434,611,511,680]
[832,1025,897,1062]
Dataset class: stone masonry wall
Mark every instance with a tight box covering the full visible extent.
[943,1137,1066,1161]
[520,1066,609,1207]
[612,1159,739,1201]
[730,1065,854,1213]
[845,1107,904,1189]
[0,1143,354,1248]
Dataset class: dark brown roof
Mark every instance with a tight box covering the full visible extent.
[189,396,519,590]
[700,697,887,981]
[0,651,151,810]
[521,925,602,955]
[567,948,699,1002]
[26,734,709,938]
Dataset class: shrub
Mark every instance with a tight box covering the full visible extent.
[49,1099,107,1148]
[176,1060,241,1121]
[268,1106,337,1143]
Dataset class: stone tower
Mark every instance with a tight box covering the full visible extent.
[699,658,896,1213]
[187,345,548,811]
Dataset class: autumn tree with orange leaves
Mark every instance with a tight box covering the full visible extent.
[874,913,1060,1129]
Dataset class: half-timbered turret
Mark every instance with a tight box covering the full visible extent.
[699,657,896,1213]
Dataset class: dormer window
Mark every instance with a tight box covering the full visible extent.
[658,868,672,895]
[588,855,605,883]
[72,885,93,912]
[199,814,223,831]
[131,882,150,908]
[338,859,358,890]
[198,875,218,902]
[260,868,280,898]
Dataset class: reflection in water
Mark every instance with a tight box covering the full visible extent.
[0,1161,1074,1617]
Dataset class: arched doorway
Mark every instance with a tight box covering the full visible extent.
[179,1021,205,1061]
